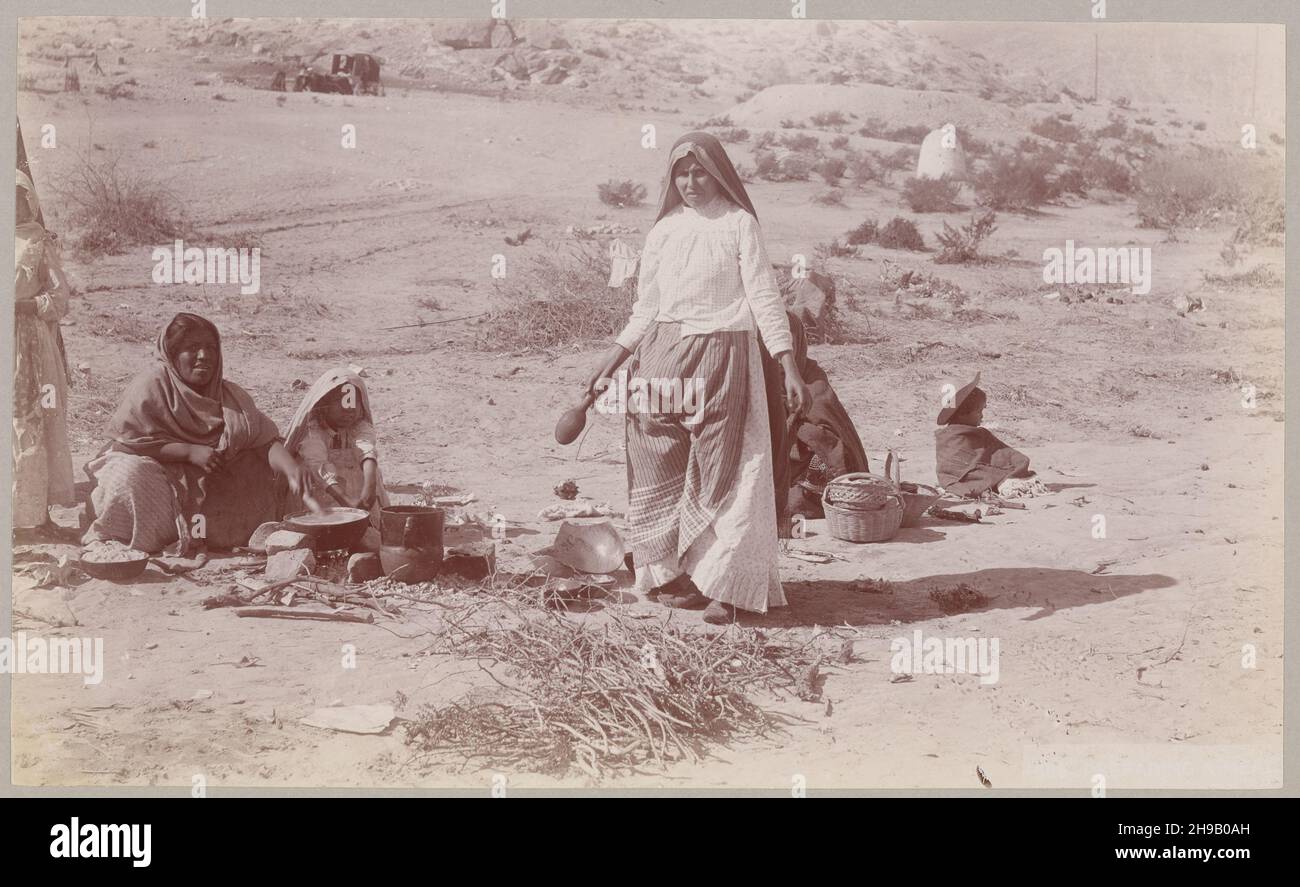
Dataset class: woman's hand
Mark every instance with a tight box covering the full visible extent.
[583,344,632,398]
[267,441,313,495]
[282,460,314,496]
[188,445,225,474]
[779,353,812,418]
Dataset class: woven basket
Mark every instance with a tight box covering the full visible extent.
[822,473,904,543]
[822,472,897,509]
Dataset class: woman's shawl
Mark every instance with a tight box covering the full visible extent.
[654,131,758,223]
[105,313,279,458]
[934,424,1031,497]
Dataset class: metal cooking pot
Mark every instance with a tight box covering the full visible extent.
[282,507,371,551]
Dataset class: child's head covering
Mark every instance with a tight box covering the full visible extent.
[655,131,757,223]
[284,368,375,454]
[936,372,983,425]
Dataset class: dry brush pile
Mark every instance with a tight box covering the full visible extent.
[400,584,823,779]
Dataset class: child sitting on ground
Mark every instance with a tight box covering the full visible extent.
[934,373,1035,498]
[284,369,388,542]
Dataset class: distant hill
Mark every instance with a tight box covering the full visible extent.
[906,21,1285,129]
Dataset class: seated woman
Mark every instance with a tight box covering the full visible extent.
[783,312,870,519]
[283,368,388,541]
[83,313,312,553]
[934,372,1033,498]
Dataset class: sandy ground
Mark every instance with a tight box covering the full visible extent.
[8,20,1284,791]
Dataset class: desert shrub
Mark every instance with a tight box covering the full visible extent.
[1168,119,1183,128]
[935,210,997,263]
[845,150,880,187]
[830,134,850,150]
[815,237,858,259]
[754,130,778,150]
[1112,96,1131,109]
[1201,264,1283,289]
[881,261,963,302]
[714,127,750,143]
[1136,116,1156,126]
[1095,115,1128,139]
[890,124,930,143]
[753,150,781,179]
[814,156,847,185]
[781,132,819,152]
[1228,195,1285,247]
[846,218,878,245]
[901,176,960,212]
[1131,129,1161,149]
[702,114,734,127]
[973,152,1054,210]
[779,153,813,181]
[96,82,135,100]
[857,118,929,143]
[812,189,846,206]
[55,152,189,256]
[809,110,848,128]
[1193,121,1207,131]
[1030,114,1083,143]
[1082,155,1134,193]
[877,147,916,181]
[597,179,647,208]
[680,73,707,85]
[877,216,926,251]
[1054,167,1087,196]
[1017,136,1041,153]
[1135,151,1234,230]
[956,127,991,157]
[857,117,887,138]
[780,118,801,129]
[480,244,635,350]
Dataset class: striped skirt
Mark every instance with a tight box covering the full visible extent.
[624,322,785,613]
[83,443,284,553]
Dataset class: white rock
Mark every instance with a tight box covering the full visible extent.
[264,530,311,555]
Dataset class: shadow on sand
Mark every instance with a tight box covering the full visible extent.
[748,565,1178,629]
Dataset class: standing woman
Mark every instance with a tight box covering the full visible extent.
[13,170,76,540]
[584,132,810,624]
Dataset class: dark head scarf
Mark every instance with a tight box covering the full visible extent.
[105,312,278,455]
[160,312,223,397]
[655,131,758,223]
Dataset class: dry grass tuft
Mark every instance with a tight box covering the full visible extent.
[54,151,190,256]
[478,243,635,351]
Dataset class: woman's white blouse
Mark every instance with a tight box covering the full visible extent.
[615,199,793,356]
